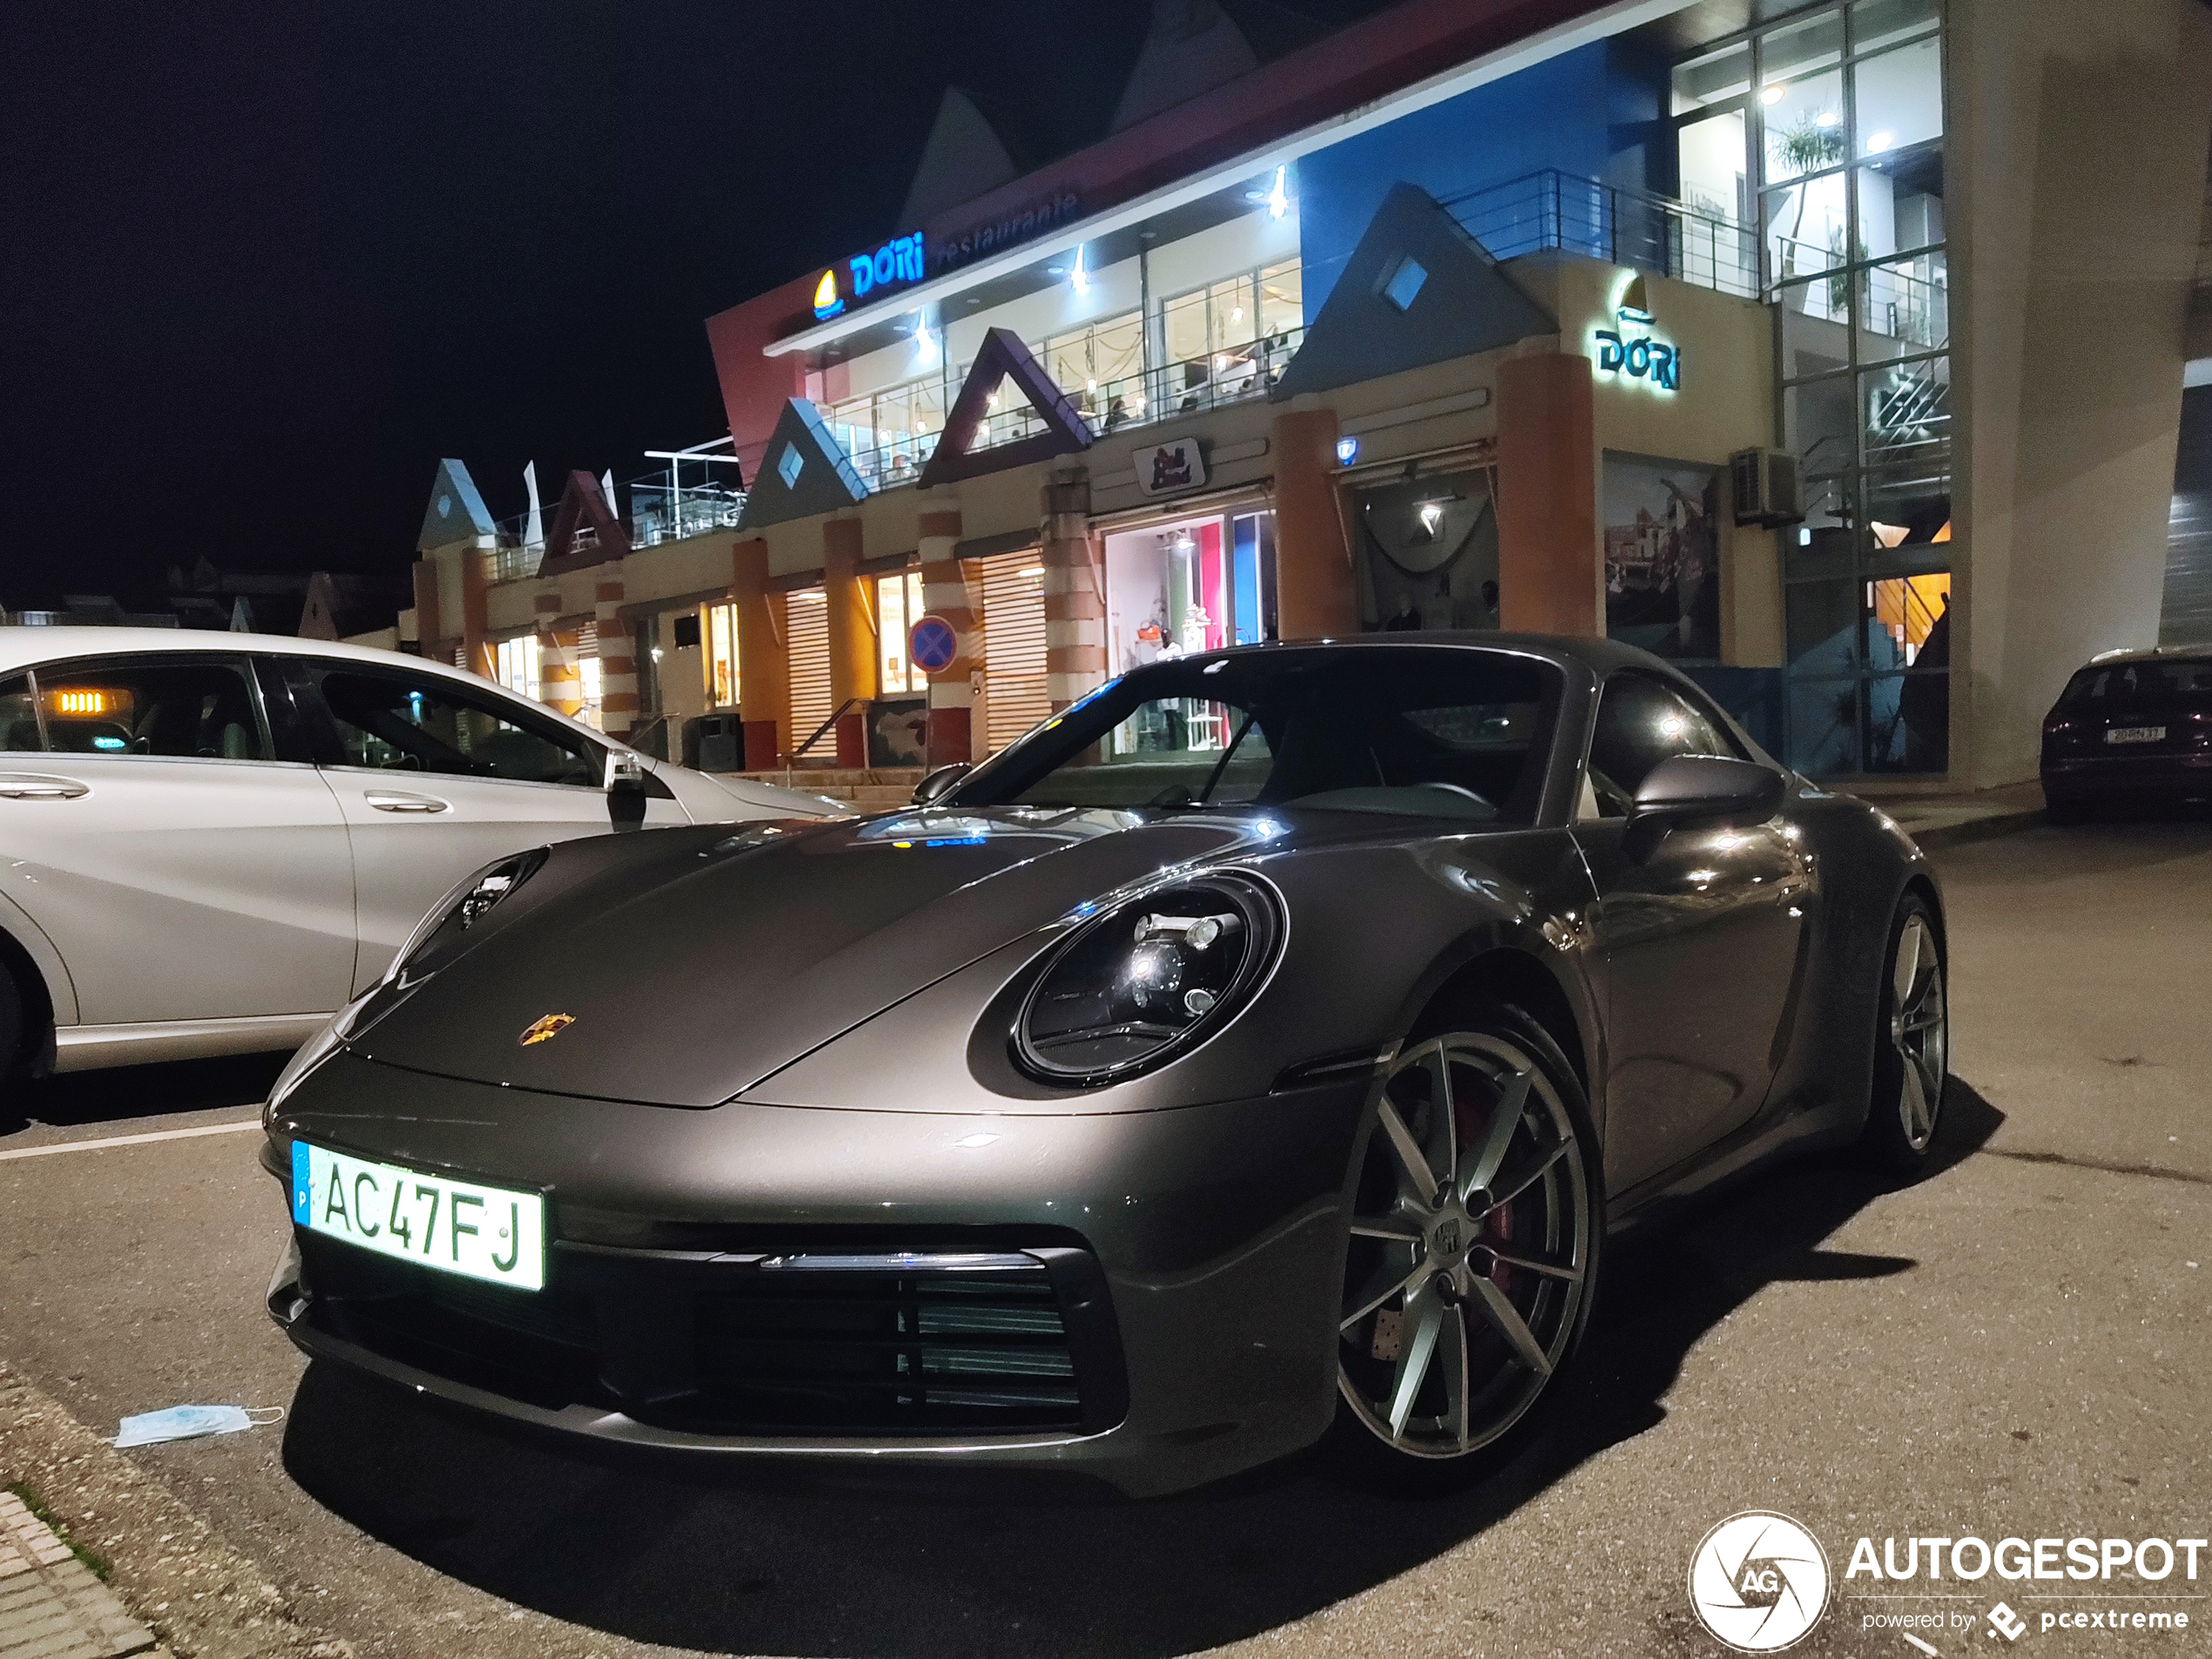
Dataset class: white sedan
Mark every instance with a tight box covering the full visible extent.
[0,630,839,1077]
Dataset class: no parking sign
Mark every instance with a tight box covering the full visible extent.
[908,612,959,677]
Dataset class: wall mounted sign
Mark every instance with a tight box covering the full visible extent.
[933,190,1080,277]
[1132,435,1209,496]
[1592,280,1680,391]
[909,613,959,676]
[814,232,928,320]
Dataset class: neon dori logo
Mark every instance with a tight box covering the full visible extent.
[813,232,927,320]
[1689,1512,1833,1652]
[1595,316,1681,389]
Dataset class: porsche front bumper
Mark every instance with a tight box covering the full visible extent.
[263,1051,1372,1497]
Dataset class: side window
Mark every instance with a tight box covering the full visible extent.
[0,676,42,752]
[33,658,270,760]
[1587,672,1740,816]
[311,666,600,786]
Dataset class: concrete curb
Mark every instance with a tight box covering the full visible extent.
[0,1362,349,1659]
[1901,807,2047,851]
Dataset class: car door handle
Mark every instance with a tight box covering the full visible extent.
[365,790,450,814]
[0,773,90,799]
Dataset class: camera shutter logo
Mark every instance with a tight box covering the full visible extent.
[1688,1512,1832,1652]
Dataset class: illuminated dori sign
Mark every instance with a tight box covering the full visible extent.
[813,232,927,321]
[1593,275,1680,392]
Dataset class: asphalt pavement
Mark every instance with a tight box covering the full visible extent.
[0,816,2206,1659]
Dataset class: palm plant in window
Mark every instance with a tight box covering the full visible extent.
[1768,114,1847,283]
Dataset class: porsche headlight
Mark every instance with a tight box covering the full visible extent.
[388,848,549,987]
[1015,876,1280,1084]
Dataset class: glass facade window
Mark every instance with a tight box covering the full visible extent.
[704,602,738,709]
[875,569,927,695]
[1705,0,1954,777]
[1157,260,1302,414]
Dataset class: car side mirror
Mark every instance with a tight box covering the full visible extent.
[604,750,649,831]
[1628,754,1785,828]
[912,763,971,805]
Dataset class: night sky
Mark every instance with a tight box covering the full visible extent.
[8,0,1395,613]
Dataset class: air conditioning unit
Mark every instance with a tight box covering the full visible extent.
[1730,448,1804,528]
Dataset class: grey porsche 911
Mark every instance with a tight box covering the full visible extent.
[260,636,1947,1497]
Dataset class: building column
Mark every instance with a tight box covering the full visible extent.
[594,567,637,738]
[1041,467,1104,711]
[460,546,494,678]
[732,536,786,770]
[412,558,446,663]
[916,503,977,767]
[822,516,877,766]
[1495,352,1600,636]
[1271,402,1358,638]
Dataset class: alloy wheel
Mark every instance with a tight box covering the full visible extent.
[1890,914,1946,1150]
[1338,1032,1591,1459]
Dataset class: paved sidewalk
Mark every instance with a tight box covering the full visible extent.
[1855,778,2046,848]
[0,1489,158,1659]
[0,1364,347,1659]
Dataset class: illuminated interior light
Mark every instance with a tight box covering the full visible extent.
[1265,164,1289,220]
[1761,84,1786,104]
[1866,130,1894,152]
[1816,111,1840,129]
[1069,245,1089,295]
[1230,307,1244,323]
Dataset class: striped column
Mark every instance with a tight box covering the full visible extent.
[594,567,637,738]
[1040,467,1104,711]
[915,504,975,766]
[536,590,583,718]
[821,516,876,767]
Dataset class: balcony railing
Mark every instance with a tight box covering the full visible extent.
[839,328,1306,492]
[1447,170,1759,300]
[482,482,747,583]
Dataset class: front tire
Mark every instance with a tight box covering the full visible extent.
[1861,894,1947,1176]
[1329,1004,1601,1493]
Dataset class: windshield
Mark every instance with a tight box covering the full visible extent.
[949,646,1562,824]
[2060,659,2212,706]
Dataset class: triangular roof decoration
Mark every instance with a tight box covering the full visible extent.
[418,459,496,551]
[917,327,1093,489]
[1111,0,1259,132]
[537,470,633,577]
[1271,183,1557,402]
[899,88,1019,228]
[736,400,870,531]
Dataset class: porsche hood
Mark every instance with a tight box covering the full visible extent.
[342,812,1259,1108]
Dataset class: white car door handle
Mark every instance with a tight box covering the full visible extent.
[365,790,450,814]
[0,773,90,799]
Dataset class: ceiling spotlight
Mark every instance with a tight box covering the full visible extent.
[1816,111,1841,129]
[1761,84,1786,105]
[1866,129,1894,152]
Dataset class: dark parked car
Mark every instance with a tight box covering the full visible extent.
[260,636,1947,1497]
[2041,648,2212,819]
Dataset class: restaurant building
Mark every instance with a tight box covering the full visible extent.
[395,0,2212,792]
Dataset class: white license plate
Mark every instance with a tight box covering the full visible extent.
[291,1142,544,1291]
[2105,726,2167,744]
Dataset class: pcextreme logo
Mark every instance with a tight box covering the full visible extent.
[1689,1512,1833,1652]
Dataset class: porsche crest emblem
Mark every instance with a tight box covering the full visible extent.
[518,1013,576,1048]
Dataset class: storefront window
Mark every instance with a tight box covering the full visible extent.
[1102,512,1278,677]
[704,602,738,709]
[494,636,539,703]
[875,569,927,695]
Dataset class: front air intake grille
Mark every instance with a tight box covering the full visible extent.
[294,1233,1124,1438]
[683,1253,1080,1433]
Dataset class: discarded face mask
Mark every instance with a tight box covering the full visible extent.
[113,1405,285,1448]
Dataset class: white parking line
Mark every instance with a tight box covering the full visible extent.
[0,1117,264,1162]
